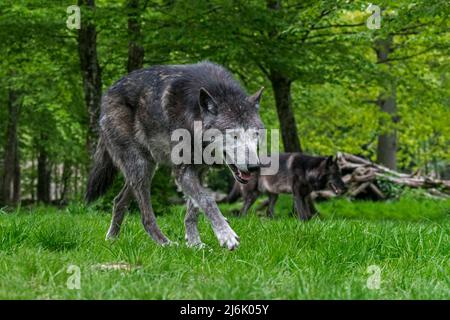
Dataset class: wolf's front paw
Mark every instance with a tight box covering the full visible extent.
[216,224,240,250]
[162,239,178,247]
[105,229,120,241]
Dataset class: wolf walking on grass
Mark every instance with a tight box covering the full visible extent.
[85,62,265,250]
[231,153,347,220]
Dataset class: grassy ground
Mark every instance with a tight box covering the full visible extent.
[0,196,449,299]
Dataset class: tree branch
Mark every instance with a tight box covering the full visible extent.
[256,61,270,78]
[311,22,365,30]
[304,30,364,41]
[377,46,438,64]
[300,8,333,43]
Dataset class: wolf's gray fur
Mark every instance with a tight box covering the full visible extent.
[85,61,264,250]
[233,153,346,220]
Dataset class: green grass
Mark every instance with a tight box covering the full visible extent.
[0,196,449,299]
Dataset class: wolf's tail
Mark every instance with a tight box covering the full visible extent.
[85,139,118,203]
[222,181,241,203]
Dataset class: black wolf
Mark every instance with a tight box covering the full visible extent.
[232,153,346,220]
[85,62,264,250]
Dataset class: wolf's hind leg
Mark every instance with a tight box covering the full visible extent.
[292,177,313,221]
[306,195,319,216]
[112,149,171,245]
[106,184,132,239]
[131,162,171,245]
[293,195,310,220]
[100,104,170,245]
[184,199,204,247]
[176,167,239,250]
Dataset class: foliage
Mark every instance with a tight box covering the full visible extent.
[204,167,234,193]
[376,177,405,199]
[0,0,448,205]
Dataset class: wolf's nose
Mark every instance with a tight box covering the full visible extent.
[247,164,260,173]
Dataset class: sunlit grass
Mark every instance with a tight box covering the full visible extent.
[0,197,449,299]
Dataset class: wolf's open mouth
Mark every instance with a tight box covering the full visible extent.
[329,182,339,194]
[227,163,252,184]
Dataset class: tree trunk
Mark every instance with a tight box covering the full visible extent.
[267,0,281,10]
[53,164,59,201]
[1,90,21,206]
[376,87,397,170]
[266,0,302,152]
[74,164,79,197]
[37,134,51,204]
[60,160,72,204]
[375,37,397,170]
[78,0,102,156]
[127,0,144,73]
[269,70,302,152]
[31,156,36,202]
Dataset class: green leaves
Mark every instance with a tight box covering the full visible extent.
[0,0,448,204]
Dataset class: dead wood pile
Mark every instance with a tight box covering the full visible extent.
[313,152,450,200]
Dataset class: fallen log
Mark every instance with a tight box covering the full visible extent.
[336,152,450,199]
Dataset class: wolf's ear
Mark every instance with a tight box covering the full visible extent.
[199,87,218,116]
[247,87,264,109]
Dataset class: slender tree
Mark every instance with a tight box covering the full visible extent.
[375,36,397,169]
[127,0,145,72]
[36,132,51,204]
[78,0,102,155]
[266,0,302,152]
[1,90,21,205]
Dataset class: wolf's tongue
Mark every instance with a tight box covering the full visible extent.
[238,170,252,181]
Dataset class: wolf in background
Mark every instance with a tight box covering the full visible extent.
[85,62,264,250]
[230,153,346,220]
